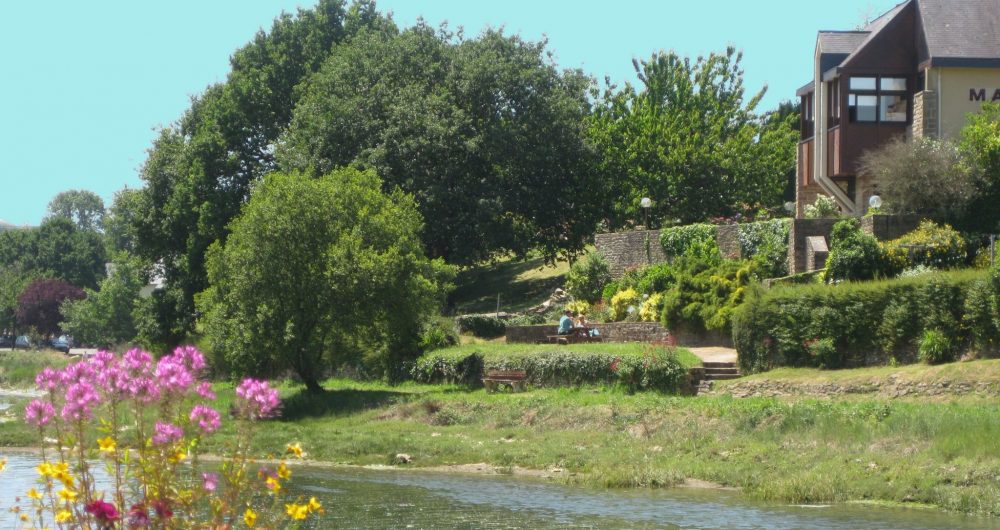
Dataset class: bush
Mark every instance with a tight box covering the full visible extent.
[803,195,841,219]
[635,263,675,294]
[824,219,898,282]
[660,224,718,259]
[964,278,999,351]
[565,299,591,316]
[806,338,839,369]
[661,258,754,333]
[639,293,663,322]
[884,220,966,270]
[918,329,955,364]
[412,345,690,393]
[733,269,989,373]
[739,219,791,278]
[455,314,507,338]
[420,316,459,353]
[609,288,641,321]
[507,313,545,327]
[565,252,612,302]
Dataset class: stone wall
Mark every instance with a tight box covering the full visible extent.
[594,230,667,278]
[911,90,937,139]
[715,224,741,259]
[506,322,670,344]
[861,214,922,241]
[787,218,840,275]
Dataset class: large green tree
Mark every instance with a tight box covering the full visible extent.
[61,253,146,348]
[198,169,453,391]
[0,218,106,289]
[959,102,1000,232]
[45,189,106,232]
[588,47,797,228]
[279,24,604,264]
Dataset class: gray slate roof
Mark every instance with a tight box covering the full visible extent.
[918,0,1000,63]
[817,31,870,55]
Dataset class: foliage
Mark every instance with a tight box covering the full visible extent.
[454,314,507,338]
[0,217,107,289]
[733,269,989,373]
[412,344,693,393]
[16,278,85,336]
[806,338,838,369]
[861,136,977,223]
[564,252,612,303]
[883,220,967,270]
[661,258,754,333]
[824,219,898,282]
[960,102,1000,232]
[12,347,323,528]
[589,47,796,228]
[45,189,106,232]
[659,224,717,259]
[918,329,955,365]
[802,195,841,219]
[279,24,603,265]
[739,219,790,278]
[609,288,641,321]
[0,265,35,335]
[634,263,675,294]
[507,313,546,327]
[60,253,147,348]
[639,292,663,322]
[565,299,591,316]
[419,316,459,353]
[198,169,453,391]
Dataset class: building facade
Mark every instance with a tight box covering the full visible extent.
[795,0,1000,216]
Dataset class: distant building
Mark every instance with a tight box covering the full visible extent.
[795,0,1000,216]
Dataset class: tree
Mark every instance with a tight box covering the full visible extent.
[0,218,106,289]
[279,24,605,264]
[588,47,797,228]
[860,137,977,223]
[0,265,35,335]
[16,278,85,337]
[198,169,453,391]
[61,253,146,348]
[959,102,1000,232]
[45,190,106,232]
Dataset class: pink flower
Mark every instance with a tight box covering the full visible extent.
[24,399,54,427]
[122,348,153,372]
[61,381,100,422]
[155,357,193,395]
[173,345,207,372]
[85,499,120,522]
[152,422,184,446]
[196,382,216,400]
[235,379,281,419]
[189,405,221,434]
[201,472,218,492]
[35,368,61,392]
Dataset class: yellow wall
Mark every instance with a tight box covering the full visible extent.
[933,67,1000,138]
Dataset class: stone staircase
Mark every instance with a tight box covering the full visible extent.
[695,361,742,394]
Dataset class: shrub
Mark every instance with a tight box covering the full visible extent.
[609,288,641,321]
[639,293,663,322]
[507,313,545,327]
[739,219,791,278]
[803,195,841,219]
[824,218,898,282]
[733,269,988,373]
[420,316,459,352]
[884,220,966,270]
[918,329,955,364]
[565,299,591,316]
[565,252,612,302]
[661,258,754,333]
[806,338,839,369]
[413,345,690,393]
[660,223,718,259]
[455,314,506,338]
[635,263,675,294]
[964,278,999,351]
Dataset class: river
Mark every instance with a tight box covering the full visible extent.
[0,452,997,529]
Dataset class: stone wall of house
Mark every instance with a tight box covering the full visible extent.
[506,322,671,344]
[911,90,938,139]
[861,214,922,241]
[788,218,840,275]
[594,230,667,278]
[716,224,741,259]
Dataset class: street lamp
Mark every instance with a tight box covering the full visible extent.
[640,197,652,229]
[869,194,882,210]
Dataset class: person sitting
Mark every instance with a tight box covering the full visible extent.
[558,309,575,335]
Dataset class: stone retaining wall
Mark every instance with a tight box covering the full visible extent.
[506,322,671,344]
[594,230,667,278]
[861,214,922,241]
[788,218,840,275]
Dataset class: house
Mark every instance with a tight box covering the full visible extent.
[795,0,1000,216]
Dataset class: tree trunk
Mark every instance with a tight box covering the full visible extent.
[302,373,324,394]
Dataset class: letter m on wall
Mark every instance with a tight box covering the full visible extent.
[971,88,987,101]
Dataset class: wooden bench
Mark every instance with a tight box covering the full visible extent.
[482,369,528,392]
[544,331,602,345]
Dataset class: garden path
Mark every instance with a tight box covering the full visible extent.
[685,346,737,364]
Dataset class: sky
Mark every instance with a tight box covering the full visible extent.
[0,0,900,227]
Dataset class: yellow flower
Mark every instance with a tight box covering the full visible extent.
[57,488,78,502]
[36,463,53,477]
[27,488,43,500]
[19,513,28,522]
[0,457,6,472]
[277,463,291,480]
[286,442,305,458]
[169,449,187,463]
[307,496,323,513]
[285,503,309,520]
[265,475,281,494]
[97,436,117,454]
[243,508,257,527]
[55,509,72,523]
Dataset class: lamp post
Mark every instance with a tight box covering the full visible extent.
[869,194,882,211]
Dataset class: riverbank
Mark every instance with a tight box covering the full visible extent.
[4,373,1000,517]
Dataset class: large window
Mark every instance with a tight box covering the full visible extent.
[848,76,908,123]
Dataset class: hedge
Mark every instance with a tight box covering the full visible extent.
[660,223,717,258]
[412,344,697,393]
[733,269,996,373]
[455,314,506,338]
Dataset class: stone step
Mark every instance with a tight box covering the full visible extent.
[703,373,742,380]
[702,361,738,369]
[703,367,740,376]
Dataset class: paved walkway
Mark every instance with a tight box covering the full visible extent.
[685,346,737,364]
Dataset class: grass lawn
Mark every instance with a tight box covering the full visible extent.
[422,342,703,369]
[719,358,1000,390]
[0,350,70,388]
[449,254,570,314]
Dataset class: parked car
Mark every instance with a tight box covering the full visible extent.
[0,335,13,348]
[14,335,32,349]
[52,335,74,354]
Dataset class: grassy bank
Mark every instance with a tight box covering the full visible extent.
[3,375,1000,516]
[449,255,570,314]
[0,351,70,388]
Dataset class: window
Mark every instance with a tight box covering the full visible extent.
[848,76,908,124]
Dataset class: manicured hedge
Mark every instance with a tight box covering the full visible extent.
[455,314,506,338]
[733,269,996,373]
[412,344,698,393]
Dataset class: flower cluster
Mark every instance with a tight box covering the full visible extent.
[10,346,323,529]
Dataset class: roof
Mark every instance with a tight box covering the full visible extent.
[817,31,869,55]
[796,81,814,97]
[917,0,1000,66]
